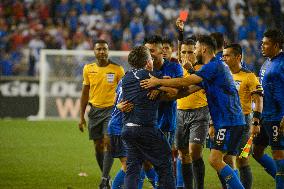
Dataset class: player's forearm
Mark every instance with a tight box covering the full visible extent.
[80,87,89,120]
[159,86,179,96]
[158,77,194,88]
[252,94,263,113]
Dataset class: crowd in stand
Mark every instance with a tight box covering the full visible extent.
[0,0,283,76]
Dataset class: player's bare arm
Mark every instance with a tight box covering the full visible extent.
[78,84,90,132]
[250,93,263,137]
[140,73,203,89]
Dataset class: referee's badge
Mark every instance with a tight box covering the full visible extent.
[106,73,115,83]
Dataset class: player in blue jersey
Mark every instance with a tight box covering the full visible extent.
[121,45,176,189]
[144,35,183,146]
[162,37,179,63]
[143,35,183,187]
[210,32,224,61]
[252,29,284,189]
[223,44,263,189]
[141,35,246,189]
[107,80,131,189]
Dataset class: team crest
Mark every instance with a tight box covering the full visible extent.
[106,73,115,83]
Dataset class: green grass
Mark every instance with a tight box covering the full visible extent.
[0,120,274,189]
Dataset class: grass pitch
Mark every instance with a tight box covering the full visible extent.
[0,120,274,189]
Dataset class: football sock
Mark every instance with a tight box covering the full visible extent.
[112,169,125,189]
[275,159,284,189]
[145,167,157,188]
[182,163,193,189]
[234,169,239,177]
[220,165,244,189]
[239,165,252,189]
[102,151,114,179]
[95,151,104,172]
[138,169,145,189]
[193,158,205,189]
[218,172,227,189]
[176,157,184,188]
[257,154,276,178]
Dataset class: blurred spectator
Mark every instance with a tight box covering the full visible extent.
[0,0,282,76]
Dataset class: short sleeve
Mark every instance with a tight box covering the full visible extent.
[82,65,90,85]
[117,66,125,82]
[247,73,263,95]
[175,63,183,78]
[195,61,218,81]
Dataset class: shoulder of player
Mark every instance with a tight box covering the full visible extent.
[240,67,252,73]
[83,62,97,71]
[108,60,123,68]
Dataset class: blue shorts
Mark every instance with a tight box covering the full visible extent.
[253,119,269,147]
[211,126,245,156]
[262,120,284,150]
[121,126,175,188]
[110,135,127,158]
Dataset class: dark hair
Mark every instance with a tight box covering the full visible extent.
[143,35,163,45]
[162,37,174,47]
[94,39,108,45]
[181,38,196,46]
[197,35,217,52]
[186,35,197,42]
[128,46,151,69]
[210,32,224,50]
[224,43,242,56]
[263,29,284,49]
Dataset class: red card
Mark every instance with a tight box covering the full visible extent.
[179,10,188,22]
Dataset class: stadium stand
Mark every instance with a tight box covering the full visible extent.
[0,0,283,76]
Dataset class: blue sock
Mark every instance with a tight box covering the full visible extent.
[138,169,145,189]
[275,159,284,189]
[257,154,276,178]
[145,167,157,188]
[176,157,184,187]
[112,169,126,189]
[220,165,244,189]
[234,169,239,178]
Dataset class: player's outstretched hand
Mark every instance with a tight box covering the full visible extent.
[116,100,134,112]
[140,74,159,89]
[78,118,86,132]
[280,117,284,135]
[147,89,160,100]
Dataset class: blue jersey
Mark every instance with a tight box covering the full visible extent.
[215,51,223,61]
[122,69,160,126]
[195,57,245,129]
[154,60,183,132]
[107,80,123,135]
[260,52,284,122]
